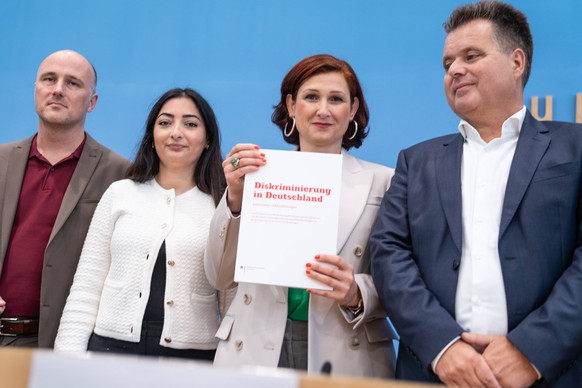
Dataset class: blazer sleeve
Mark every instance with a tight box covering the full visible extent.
[508,253,582,382]
[340,272,392,328]
[54,184,117,352]
[204,190,240,291]
[340,165,396,332]
[507,190,582,382]
[370,149,464,373]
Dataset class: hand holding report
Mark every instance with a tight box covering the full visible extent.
[234,149,342,290]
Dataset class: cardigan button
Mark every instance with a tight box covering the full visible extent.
[243,294,252,305]
[235,340,243,351]
[166,300,174,306]
[161,223,167,229]
[349,337,360,350]
[167,260,175,267]
[166,197,171,204]
[164,337,172,343]
[353,245,364,257]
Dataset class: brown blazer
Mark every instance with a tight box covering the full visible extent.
[0,134,129,347]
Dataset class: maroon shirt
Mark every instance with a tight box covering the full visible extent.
[0,135,85,317]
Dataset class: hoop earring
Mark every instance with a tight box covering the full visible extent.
[347,121,358,140]
[284,118,296,137]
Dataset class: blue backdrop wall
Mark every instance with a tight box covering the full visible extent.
[1,0,581,168]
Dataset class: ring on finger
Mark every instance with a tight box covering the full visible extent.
[230,157,240,169]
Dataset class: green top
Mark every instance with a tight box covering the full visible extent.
[287,288,309,321]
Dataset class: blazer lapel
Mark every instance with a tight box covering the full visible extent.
[48,134,102,245]
[499,113,550,238]
[337,152,373,253]
[0,137,33,261]
[436,134,464,254]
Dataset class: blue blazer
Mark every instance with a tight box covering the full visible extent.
[371,112,582,386]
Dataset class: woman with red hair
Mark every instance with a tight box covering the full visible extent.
[205,54,396,378]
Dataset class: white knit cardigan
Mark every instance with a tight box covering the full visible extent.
[55,179,233,351]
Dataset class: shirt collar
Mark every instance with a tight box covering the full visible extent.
[458,105,527,143]
[29,132,87,161]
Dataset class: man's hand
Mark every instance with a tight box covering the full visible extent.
[435,339,501,387]
[462,333,539,388]
[0,296,5,315]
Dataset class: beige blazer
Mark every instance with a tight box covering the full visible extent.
[0,134,129,347]
[205,151,396,378]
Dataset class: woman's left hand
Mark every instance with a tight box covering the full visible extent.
[305,254,360,306]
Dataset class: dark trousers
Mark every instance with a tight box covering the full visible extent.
[0,334,38,347]
[278,318,308,371]
[88,321,215,361]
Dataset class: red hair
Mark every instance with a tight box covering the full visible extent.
[271,54,369,150]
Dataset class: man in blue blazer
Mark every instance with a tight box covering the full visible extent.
[371,2,582,387]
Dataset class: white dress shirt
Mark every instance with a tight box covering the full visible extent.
[432,106,526,370]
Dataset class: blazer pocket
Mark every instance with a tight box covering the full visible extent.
[364,317,399,344]
[531,161,581,183]
[215,315,235,340]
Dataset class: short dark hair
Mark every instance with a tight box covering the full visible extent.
[271,54,369,150]
[126,88,226,206]
[443,1,533,87]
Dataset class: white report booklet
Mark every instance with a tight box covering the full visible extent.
[234,149,342,290]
